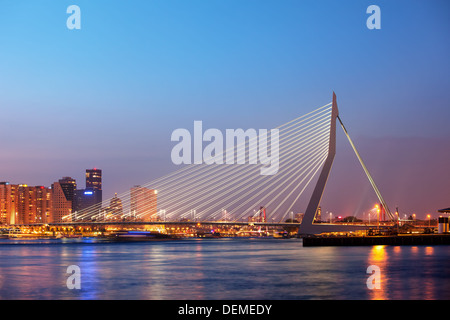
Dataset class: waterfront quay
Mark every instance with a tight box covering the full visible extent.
[0,220,300,239]
[303,234,450,247]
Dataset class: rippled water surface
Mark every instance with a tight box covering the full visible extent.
[0,237,449,300]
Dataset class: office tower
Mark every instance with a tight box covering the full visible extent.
[86,168,102,189]
[0,183,51,225]
[86,168,102,205]
[72,169,103,217]
[58,177,76,202]
[35,186,52,224]
[130,186,157,221]
[51,182,72,223]
[17,185,33,224]
[74,188,101,217]
[0,182,18,225]
[109,193,123,217]
[15,185,52,224]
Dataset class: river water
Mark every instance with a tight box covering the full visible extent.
[0,237,449,300]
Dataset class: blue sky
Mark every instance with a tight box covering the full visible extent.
[0,0,449,218]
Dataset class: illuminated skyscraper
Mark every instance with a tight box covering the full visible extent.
[17,185,33,224]
[109,193,123,217]
[74,188,101,215]
[58,177,76,202]
[51,182,72,223]
[15,185,52,224]
[86,168,101,189]
[130,186,157,221]
[72,169,102,216]
[0,183,51,224]
[0,182,18,225]
[86,168,102,205]
[34,186,52,224]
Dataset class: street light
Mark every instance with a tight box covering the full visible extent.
[427,214,431,227]
[374,204,380,228]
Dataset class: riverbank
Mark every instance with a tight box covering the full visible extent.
[302,234,450,246]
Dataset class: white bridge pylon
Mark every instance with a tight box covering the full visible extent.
[298,92,393,235]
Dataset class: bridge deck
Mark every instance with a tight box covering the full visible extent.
[12,221,303,228]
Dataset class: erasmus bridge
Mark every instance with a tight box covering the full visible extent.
[23,93,396,235]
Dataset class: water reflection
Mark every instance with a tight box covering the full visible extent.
[422,247,436,300]
[425,246,434,255]
[366,245,450,300]
[367,245,388,300]
[0,238,449,300]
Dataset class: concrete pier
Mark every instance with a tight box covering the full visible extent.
[302,234,450,246]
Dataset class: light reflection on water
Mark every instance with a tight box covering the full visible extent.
[366,244,450,300]
[0,238,448,300]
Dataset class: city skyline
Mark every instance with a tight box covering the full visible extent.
[1,1,449,303]
[0,1,449,220]
[0,167,160,224]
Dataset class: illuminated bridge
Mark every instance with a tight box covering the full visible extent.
[16,93,395,235]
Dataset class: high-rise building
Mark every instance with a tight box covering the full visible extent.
[109,193,123,217]
[74,188,102,217]
[17,185,32,224]
[34,186,52,224]
[0,182,18,225]
[15,185,52,224]
[86,168,102,190]
[71,169,102,217]
[0,183,51,225]
[51,182,72,223]
[85,168,102,206]
[58,177,77,213]
[58,177,76,202]
[130,186,157,221]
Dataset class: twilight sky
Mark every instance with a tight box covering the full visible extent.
[0,0,449,219]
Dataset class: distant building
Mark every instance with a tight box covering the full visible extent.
[51,182,72,223]
[0,182,18,225]
[17,185,35,224]
[86,168,102,204]
[102,193,123,219]
[74,188,102,217]
[16,185,52,224]
[109,193,123,217]
[58,177,76,199]
[0,183,52,225]
[72,169,103,217]
[33,186,52,224]
[295,213,304,223]
[58,177,76,211]
[130,186,157,221]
